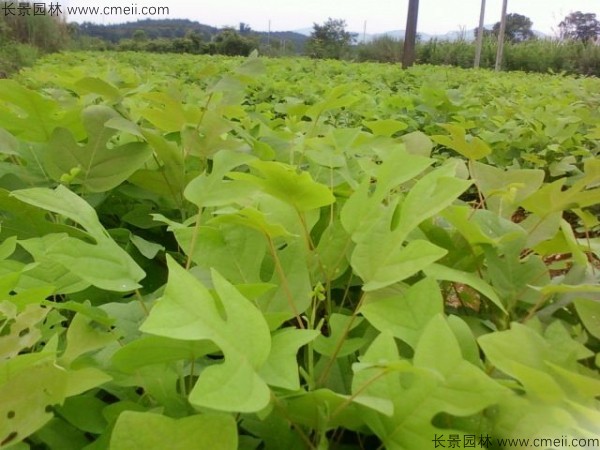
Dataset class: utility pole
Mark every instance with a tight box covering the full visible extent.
[363,20,367,43]
[495,0,508,71]
[474,0,486,68]
[402,0,419,68]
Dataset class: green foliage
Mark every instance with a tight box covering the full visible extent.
[208,28,258,56]
[110,412,237,450]
[306,18,356,59]
[0,2,68,52]
[0,52,599,449]
[115,27,257,56]
[0,43,39,76]
[0,2,68,76]
[414,37,600,76]
[356,35,404,63]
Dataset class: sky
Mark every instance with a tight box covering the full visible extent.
[64,0,600,36]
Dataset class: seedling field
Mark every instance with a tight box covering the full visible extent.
[0,52,599,449]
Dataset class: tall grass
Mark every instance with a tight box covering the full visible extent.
[356,35,404,63]
[0,1,69,75]
[356,35,600,76]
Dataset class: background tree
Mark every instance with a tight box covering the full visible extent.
[559,11,600,42]
[209,28,257,56]
[132,29,148,42]
[305,18,356,59]
[493,13,535,42]
[239,22,252,34]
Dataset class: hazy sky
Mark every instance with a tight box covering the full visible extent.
[65,0,600,36]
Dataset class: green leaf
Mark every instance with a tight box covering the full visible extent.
[471,162,544,218]
[353,317,506,449]
[140,92,200,133]
[0,188,87,241]
[394,162,472,238]
[184,150,257,208]
[259,328,319,390]
[574,299,600,339]
[210,208,292,239]
[59,313,117,366]
[230,161,335,212]
[18,233,141,292]
[242,413,306,450]
[140,256,271,412]
[313,313,366,358]
[364,119,407,137]
[11,186,145,291]
[353,237,447,292]
[55,395,107,434]
[258,239,312,326]
[0,237,16,260]
[11,185,106,240]
[43,105,152,192]
[136,129,187,203]
[0,80,81,141]
[112,336,218,372]
[432,124,491,160]
[360,277,443,347]
[284,388,389,431]
[48,235,145,291]
[64,367,112,397]
[0,128,19,156]
[110,412,237,450]
[73,77,122,103]
[0,303,48,360]
[0,358,68,448]
[29,417,89,450]
[478,322,594,403]
[521,178,600,217]
[235,54,265,76]
[341,149,432,238]
[313,219,351,282]
[401,131,433,157]
[175,224,267,284]
[424,264,507,314]
[129,234,164,259]
[305,84,359,121]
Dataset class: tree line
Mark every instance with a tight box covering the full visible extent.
[70,19,306,57]
[306,12,600,60]
[1,4,599,77]
[304,12,600,76]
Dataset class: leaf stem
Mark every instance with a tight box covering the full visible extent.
[134,289,149,316]
[271,394,316,449]
[266,235,305,329]
[185,210,202,270]
[330,368,389,421]
[317,292,365,386]
[521,293,550,323]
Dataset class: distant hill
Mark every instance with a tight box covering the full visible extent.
[75,18,309,52]
[77,19,219,43]
[74,19,548,53]
[259,31,308,51]
[295,26,548,43]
